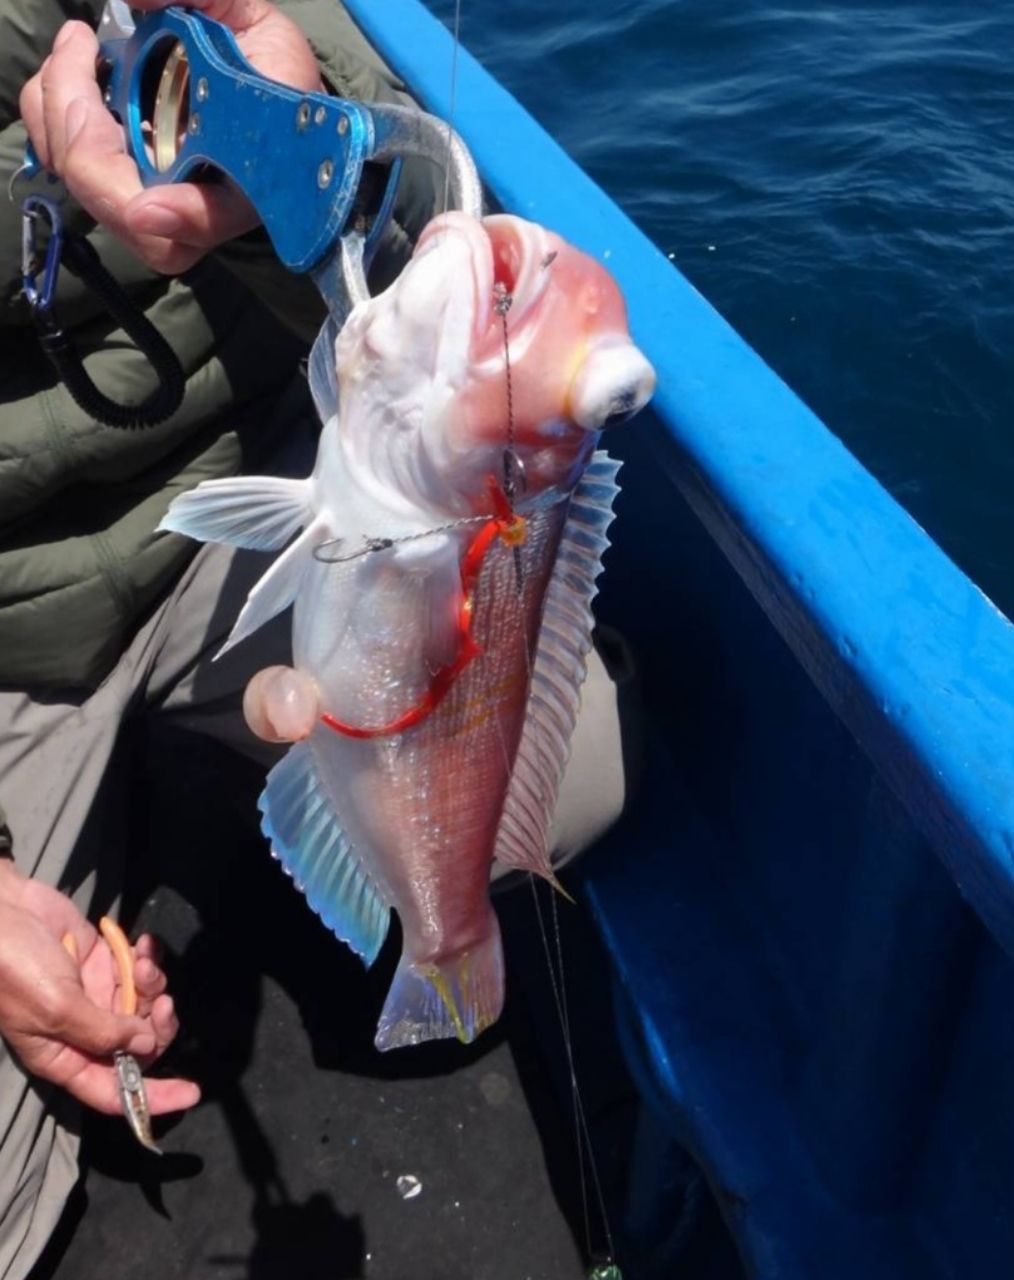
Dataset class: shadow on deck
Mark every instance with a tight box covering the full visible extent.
[29,724,741,1280]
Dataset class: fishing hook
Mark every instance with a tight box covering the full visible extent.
[312,535,396,564]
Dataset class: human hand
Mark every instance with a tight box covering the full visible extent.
[19,0,323,274]
[0,867,199,1116]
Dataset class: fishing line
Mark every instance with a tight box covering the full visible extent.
[510,399,615,1269]
[549,885,616,1269]
[493,282,517,505]
[493,281,525,594]
[529,876,618,1273]
[517,569,617,1268]
[530,876,592,1255]
[442,0,463,213]
[438,9,616,1270]
[312,513,488,563]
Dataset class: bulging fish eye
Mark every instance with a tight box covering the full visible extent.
[601,388,647,428]
[568,341,656,431]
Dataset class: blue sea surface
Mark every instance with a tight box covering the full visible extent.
[430,0,1014,618]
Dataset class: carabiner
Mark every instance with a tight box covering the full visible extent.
[21,195,63,316]
[20,194,186,428]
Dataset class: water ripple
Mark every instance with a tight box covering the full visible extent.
[427,0,1014,614]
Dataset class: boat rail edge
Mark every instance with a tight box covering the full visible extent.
[341,0,1014,954]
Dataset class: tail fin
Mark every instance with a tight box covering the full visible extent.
[375,917,505,1051]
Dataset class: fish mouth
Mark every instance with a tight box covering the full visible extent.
[413,212,552,361]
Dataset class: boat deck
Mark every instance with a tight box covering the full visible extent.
[27,725,740,1280]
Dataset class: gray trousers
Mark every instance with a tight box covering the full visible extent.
[0,534,625,1280]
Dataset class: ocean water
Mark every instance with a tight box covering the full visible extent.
[429,0,1014,619]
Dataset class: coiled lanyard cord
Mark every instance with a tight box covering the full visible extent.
[21,196,185,429]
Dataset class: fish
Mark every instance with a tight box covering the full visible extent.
[161,212,655,1049]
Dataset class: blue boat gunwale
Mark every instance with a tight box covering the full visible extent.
[342,0,1014,958]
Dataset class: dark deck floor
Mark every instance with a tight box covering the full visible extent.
[30,726,740,1280]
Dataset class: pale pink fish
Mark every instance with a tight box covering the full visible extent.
[161,212,655,1049]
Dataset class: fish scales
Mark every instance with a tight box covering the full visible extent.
[299,500,569,1019]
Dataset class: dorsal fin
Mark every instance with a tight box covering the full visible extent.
[493,451,621,882]
[259,739,391,965]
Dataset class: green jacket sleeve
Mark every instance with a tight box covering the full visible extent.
[0,0,442,691]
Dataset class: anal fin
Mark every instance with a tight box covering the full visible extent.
[259,739,390,965]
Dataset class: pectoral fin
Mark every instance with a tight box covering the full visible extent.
[215,520,324,659]
[160,475,314,550]
[308,317,341,424]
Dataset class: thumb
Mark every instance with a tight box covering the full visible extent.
[62,92,151,232]
[54,997,156,1059]
[64,92,127,164]
[135,0,278,38]
[125,178,259,250]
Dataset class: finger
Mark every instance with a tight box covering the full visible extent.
[54,92,206,274]
[133,939,169,1020]
[53,990,156,1059]
[39,22,101,174]
[133,934,164,966]
[137,0,321,93]
[63,103,203,275]
[144,1075,202,1116]
[134,956,168,1002]
[65,1062,200,1116]
[60,89,139,227]
[126,179,259,250]
[243,666,319,743]
[149,993,179,1060]
[57,90,195,274]
[132,0,274,35]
